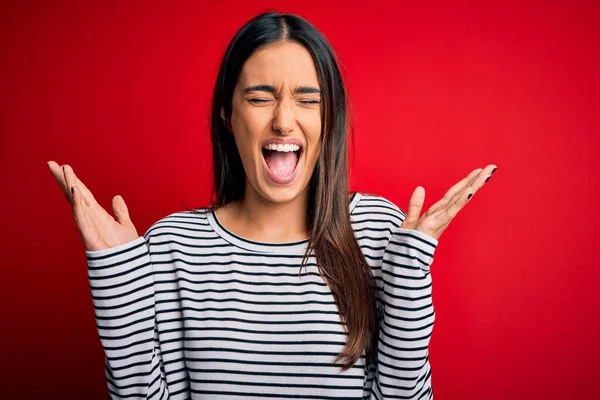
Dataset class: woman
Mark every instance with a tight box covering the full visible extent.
[47,11,496,400]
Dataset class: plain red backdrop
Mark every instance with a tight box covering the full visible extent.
[1,0,599,399]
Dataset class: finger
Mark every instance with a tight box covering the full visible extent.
[112,195,133,227]
[71,184,95,244]
[71,184,86,225]
[47,161,71,203]
[427,168,482,215]
[69,166,96,204]
[404,186,425,225]
[450,164,497,205]
[62,164,75,206]
[65,164,97,207]
[443,164,498,221]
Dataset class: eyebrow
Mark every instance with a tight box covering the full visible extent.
[243,84,321,95]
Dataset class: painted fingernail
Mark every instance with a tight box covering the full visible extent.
[485,176,491,183]
[467,193,473,200]
[491,167,497,175]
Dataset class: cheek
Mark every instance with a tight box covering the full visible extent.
[308,143,321,166]
[232,107,270,141]
[300,116,322,161]
[231,114,260,156]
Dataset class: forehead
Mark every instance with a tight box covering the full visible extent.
[238,41,320,88]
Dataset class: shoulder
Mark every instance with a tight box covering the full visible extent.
[142,207,213,242]
[350,191,406,229]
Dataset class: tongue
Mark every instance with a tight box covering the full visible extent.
[264,150,299,177]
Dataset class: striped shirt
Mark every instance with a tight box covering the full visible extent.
[86,192,439,399]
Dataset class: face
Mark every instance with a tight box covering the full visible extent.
[225,40,322,204]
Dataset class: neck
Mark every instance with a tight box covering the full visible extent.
[230,181,311,243]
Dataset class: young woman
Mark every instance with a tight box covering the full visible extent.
[48,11,496,400]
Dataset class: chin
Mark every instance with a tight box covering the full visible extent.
[254,175,309,204]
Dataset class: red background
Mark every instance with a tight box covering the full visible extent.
[1,1,599,399]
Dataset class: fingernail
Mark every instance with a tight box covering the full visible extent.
[467,193,473,200]
[71,186,74,195]
[485,176,491,183]
[492,167,497,175]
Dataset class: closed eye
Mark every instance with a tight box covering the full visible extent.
[248,99,320,105]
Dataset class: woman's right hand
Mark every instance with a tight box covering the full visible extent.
[47,160,140,252]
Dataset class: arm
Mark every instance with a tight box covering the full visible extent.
[369,225,438,400]
[87,235,169,399]
[46,161,172,398]
[368,163,497,399]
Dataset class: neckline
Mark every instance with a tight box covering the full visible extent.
[205,192,362,254]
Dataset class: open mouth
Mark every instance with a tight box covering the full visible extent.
[261,143,304,184]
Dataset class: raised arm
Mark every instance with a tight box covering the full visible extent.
[369,164,497,399]
[47,161,169,399]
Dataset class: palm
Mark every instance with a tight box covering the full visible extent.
[401,164,498,241]
[80,200,138,252]
[47,161,139,251]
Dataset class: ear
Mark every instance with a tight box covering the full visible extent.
[220,107,232,132]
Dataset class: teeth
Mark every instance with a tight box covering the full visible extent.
[263,143,300,152]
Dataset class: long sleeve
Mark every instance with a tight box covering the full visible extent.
[86,234,169,399]
[369,225,439,400]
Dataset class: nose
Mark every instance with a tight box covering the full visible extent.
[272,98,295,135]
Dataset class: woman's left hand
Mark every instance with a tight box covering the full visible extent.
[401,164,498,241]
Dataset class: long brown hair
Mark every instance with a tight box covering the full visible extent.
[194,11,379,372]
